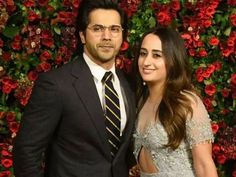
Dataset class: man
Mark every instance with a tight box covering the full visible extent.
[13,0,135,177]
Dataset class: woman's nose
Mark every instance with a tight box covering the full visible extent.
[143,55,151,66]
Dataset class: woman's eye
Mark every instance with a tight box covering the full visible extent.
[153,53,161,58]
[139,52,147,57]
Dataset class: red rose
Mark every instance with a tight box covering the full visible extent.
[212,144,220,154]
[230,13,236,26]
[41,29,52,39]
[151,2,158,10]
[23,0,35,7]
[0,171,11,177]
[62,0,71,6]
[120,41,129,51]
[9,122,19,133]
[28,10,40,22]
[205,6,216,17]
[195,67,204,82]
[202,64,215,79]
[207,64,215,73]
[203,97,213,111]
[205,84,216,96]
[38,0,49,7]
[1,158,13,168]
[221,88,230,98]
[222,47,233,57]
[11,41,21,51]
[156,11,172,26]
[46,5,55,13]
[27,70,38,81]
[202,70,212,79]
[181,33,191,40]
[1,78,18,94]
[6,112,15,122]
[58,11,75,25]
[42,38,54,48]
[40,51,51,61]
[227,38,235,47]
[231,73,236,85]
[203,19,212,28]
[232,170,236,177]
[213,61,222,71]
[211,123,219,134]
[72,0,80,8]
[198,48,208,57]
[170,0,180,11]
[188,48,196,57]
[1,52,12,62]
[1,150,11,157]
[216,154,227,164]
[227,0,236,5]
[218,120,227,129]
[209,36,219,46]
[36,62,51,72]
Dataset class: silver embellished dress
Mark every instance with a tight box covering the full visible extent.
[133,94,214,177]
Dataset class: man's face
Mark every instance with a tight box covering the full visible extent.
[79,9,123,69]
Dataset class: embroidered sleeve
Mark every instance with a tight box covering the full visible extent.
[186,94,214,149]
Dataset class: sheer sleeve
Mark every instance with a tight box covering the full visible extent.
[185,93,214,149]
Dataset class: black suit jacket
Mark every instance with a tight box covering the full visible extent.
[13,56,136,177]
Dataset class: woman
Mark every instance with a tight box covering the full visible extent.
[133,27,218,177]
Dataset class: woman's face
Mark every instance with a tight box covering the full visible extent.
[138,33,167,85]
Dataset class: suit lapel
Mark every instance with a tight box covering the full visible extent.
[70,58,111,156]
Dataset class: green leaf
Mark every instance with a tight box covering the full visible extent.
[49,1,59,10]
[204,80,212,85]
[54,26,61,35]
[149,17,156,28]
[224,27,231,36]
[212,100,217,107]
[2,26,20,39]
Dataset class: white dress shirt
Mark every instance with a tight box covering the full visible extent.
[83,53,127,136]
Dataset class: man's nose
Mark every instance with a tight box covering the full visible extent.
[101,28,112,39]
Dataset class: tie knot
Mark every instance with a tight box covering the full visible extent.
[103,71,113,83]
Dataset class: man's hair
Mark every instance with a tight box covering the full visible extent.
[76,0,128,54]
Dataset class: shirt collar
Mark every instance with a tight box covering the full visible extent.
[83,53,116,82]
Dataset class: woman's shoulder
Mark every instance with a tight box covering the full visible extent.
[181,90,209,121]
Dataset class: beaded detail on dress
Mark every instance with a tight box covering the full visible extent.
[133,94,214,177]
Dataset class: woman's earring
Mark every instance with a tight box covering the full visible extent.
[143,81,146,86]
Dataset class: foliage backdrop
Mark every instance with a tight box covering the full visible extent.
[0,0,235,176]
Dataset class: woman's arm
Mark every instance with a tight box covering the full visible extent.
[192,143,218,177]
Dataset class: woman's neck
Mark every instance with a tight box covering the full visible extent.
[147,83,164,104]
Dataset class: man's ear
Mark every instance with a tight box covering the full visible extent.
[79,31,86,44]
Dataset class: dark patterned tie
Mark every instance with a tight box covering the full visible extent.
[103,71,121,158]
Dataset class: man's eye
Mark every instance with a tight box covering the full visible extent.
[110,26,121,33]
[92,26,102,32]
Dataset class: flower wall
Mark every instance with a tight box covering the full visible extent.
[0,0,235,176]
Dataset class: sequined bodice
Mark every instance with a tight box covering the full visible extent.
[133,94,214,177]
[134,122,196,177]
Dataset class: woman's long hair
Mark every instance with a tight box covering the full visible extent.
[135,27,195,149]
